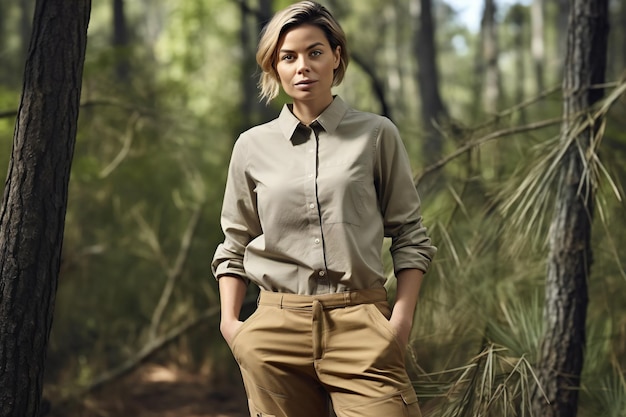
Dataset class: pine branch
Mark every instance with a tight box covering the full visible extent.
[149,203,205,340]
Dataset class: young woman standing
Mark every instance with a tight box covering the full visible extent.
[212,2,436,416]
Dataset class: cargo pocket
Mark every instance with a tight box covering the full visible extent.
[400,387,422,417]
[335,387,421,417]
[248,398,276,417]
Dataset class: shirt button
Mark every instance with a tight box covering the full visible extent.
[319,271,326,277]
[309,203,315,209]
[314,238,320,244]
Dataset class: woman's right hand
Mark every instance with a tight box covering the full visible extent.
[220,319,244,348]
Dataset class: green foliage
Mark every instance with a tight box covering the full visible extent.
[401,77,626,415]
[37,0,245,390]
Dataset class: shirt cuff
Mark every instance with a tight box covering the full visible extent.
[391,247,436,275]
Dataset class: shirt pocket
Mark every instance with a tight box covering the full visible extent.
[317,156,376,226]
[320,179,369,226]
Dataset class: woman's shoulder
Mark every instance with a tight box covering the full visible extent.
[239,117,281,141]
[342,103,395,126]
[342,107,398,136]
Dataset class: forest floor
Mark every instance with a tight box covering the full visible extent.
[56,364,249,417]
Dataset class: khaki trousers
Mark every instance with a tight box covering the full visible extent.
[229,288,422,417]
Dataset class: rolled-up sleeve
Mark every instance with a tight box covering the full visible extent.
[211,135,262,283]
[375,118,437,274]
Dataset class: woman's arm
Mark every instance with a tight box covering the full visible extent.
[218,275,248,347]
[389,268,424,347]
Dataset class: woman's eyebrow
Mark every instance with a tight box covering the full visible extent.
[279,42,325,54]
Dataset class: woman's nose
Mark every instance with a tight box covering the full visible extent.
[296,56,310,72]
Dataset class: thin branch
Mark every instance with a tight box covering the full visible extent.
[149,203,205,340]
[351,52,393,120]
[414,117,563,184]
[132,209,168,270]
[0,99,156,120]
[491,85,561,121]
[0,109,18,119]
[99,111,139,178]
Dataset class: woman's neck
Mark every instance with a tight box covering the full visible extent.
[292,95,334,126]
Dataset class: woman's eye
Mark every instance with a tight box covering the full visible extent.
[281,54,294,61]
[311,50,322,57]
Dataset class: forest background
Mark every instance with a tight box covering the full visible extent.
[0,0,625,416]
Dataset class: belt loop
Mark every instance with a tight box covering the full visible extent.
[343,291,350,306]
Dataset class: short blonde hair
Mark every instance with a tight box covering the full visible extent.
[256,1,349,103]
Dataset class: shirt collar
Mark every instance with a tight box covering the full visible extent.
[278,96,349,141]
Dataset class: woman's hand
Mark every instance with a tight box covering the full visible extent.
[220,319,244,348]
[390,268,424,347]
[388,315,412,347]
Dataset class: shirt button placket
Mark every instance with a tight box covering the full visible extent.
[307,124,326,289]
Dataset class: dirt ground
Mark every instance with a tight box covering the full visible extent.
[56,364,249,417]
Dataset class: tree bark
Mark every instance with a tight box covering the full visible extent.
[531,0,609,416]
[413,0,447,165]
[0,1,91,416]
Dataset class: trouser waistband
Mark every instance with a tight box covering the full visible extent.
[257,288,387,310]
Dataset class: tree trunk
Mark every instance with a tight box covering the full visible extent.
[112,0,130,81]
[556,0,570,76]
[531,0,545,94]
[614,1,626,78]
[238,0,273,133]
[413,0,447,165]
[239,0,255,131]
[510,4,527,123]
[386,0,406,114]
[480,0,501,114]
[0,1,91,416]
[531,0,609,416]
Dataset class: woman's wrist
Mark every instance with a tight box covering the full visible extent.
[218,275,247,323]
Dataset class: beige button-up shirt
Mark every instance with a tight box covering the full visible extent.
[212,96,436,295]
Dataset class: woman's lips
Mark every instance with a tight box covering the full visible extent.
[295,80,317,89]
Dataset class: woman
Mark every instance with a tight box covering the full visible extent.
[212,2,436,416]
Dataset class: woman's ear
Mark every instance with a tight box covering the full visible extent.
[333,46,341,70]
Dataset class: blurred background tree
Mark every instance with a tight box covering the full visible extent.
[0,0,624,416]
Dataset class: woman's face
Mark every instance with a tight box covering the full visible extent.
[275,24,341,105]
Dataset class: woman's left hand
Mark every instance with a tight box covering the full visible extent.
[388,315,413,347]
